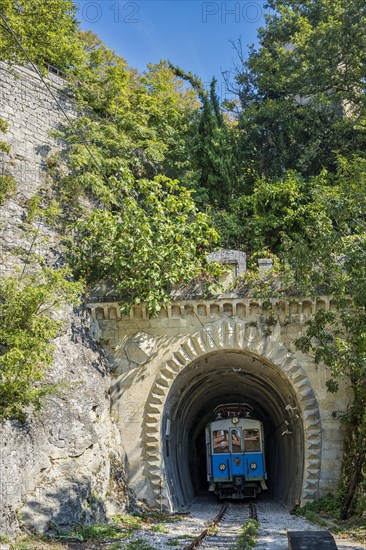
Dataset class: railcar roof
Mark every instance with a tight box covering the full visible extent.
[213,403,254,419]
[208,418,263,429]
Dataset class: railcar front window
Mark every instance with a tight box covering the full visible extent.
[231,428,242,453]
[243,428,261,452]
[213,430,229,453]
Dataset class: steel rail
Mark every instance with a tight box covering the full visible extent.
[249,500,258,521]
[183,501,229,550]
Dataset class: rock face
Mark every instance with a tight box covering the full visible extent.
[1,310,126,533]
[0,63,128,535]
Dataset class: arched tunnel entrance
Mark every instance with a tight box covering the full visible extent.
[162,351,304,510]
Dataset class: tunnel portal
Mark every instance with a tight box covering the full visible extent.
[162,351,304,509]
[89,300,350,510]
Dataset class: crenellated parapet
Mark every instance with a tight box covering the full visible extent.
[87,295,338,322]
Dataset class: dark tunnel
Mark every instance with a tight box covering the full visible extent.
[162,351,304,509]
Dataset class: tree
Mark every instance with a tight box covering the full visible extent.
[0,0,84,70]
[280,156,366,518]
[0,192,82,421]
[51,39,220,313]
[0,265,82,420]
[66,175,219,314]
[233,0,366,179]
[59,38,199,198]
[169,65,242,208]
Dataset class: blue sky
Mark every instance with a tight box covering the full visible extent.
[76,1,269,92]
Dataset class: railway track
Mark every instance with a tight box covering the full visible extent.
[184,501,257,549]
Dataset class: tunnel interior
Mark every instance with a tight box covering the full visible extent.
[162,351,304,510]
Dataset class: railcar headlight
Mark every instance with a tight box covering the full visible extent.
[232,417,239,424]
[250,462,257,470]
[219,463,226,471]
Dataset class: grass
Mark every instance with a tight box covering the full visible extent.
[150,524,168,533]
[296,494,341,519]
[295,495,366,545]
[298,509,328,528]
[1,520,130,549]
[236,519,260,550]
[113,509,182,530]
[207,524,219,536]
[139,510,183,524]
[121,540,156,549]
[112,513,144,530]
[4,534,67,550]
[166,534,196,547]
[71,522,128,540]
[1,507,184,549]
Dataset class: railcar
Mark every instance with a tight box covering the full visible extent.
[206,403,267,499]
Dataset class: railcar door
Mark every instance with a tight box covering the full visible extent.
[243,428,265,479]
[211,428,230,481]
[205,427,212,480]
[230,428,244,476]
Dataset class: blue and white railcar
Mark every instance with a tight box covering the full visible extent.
[206,404,267,499]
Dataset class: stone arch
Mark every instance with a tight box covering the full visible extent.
[143,319,321,509]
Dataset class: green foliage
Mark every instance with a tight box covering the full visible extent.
[52,38,199,199]
[150,524,168,533]
[214,167,339,256]
[169,66,242,207]
[63,39,198,188]
[0,189,82,422]
[0,0,85,70]
[214,0,366,253]
[297,509,328,528]
[122,541,155,550]
[138,509,183,524]
[1,0,365,518]
[219,155,366,264]
[0,266,81,420]
[69,522,125,541]
[52,41,220,313]
[277,157,366,518]
[233,0,366,178]
[191,78,240,207]
[112,513,143,530]
[0,173,16,204]
[229,171,313,253]
[297,495,342,519]
[0,116,16,205]
[236,519,259,549]
[211,207,246,250]
[66,175,219,314]
[167,534,195,546]
[209,156,366,517]
[0,116,10,151]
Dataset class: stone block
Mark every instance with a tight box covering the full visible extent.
[288,531,337,549]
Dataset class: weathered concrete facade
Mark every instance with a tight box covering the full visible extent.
[88,295,352,511]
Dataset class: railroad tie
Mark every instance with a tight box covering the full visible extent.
[201,511,247,549]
